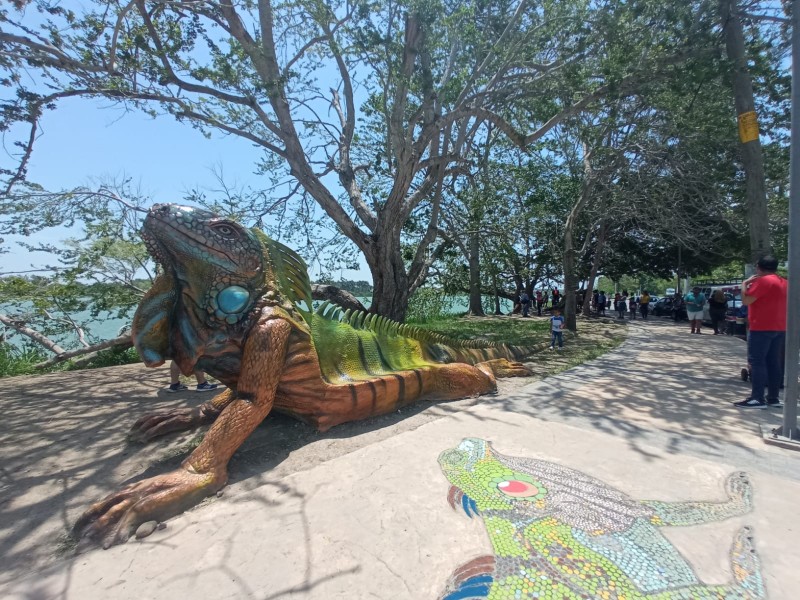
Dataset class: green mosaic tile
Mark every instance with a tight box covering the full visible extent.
[438,438,765,600]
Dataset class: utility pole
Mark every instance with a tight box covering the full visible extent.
[777,0,800,441]
[718,0,771,267]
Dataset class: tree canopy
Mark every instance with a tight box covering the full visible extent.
[0,0,791,349]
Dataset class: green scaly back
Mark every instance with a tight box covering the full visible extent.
[252,229,530,385]
[309,302,530,385]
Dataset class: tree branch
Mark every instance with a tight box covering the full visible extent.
[33,334,134,369]
[0,313,66,355]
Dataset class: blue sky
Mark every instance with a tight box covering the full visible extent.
[2,97,372,280]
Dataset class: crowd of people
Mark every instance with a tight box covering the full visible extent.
[518,288,561,318]
[513,254,789,412]
[586,290,652,320]
[517,288,653,321]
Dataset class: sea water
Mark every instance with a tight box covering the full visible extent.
[3,296,515,350]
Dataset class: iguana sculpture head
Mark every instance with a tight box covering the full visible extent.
[132,204,266,374]
[142,204,264,320]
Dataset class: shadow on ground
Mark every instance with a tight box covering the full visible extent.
[0,316,795,589]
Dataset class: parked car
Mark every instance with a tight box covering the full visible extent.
[652,297,687,320]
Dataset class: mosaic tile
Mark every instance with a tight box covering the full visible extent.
[438,438,765,599]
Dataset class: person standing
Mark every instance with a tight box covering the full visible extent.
[520,290,531,317]
[615,292,625,319]
[684,286,707,334]
[535,290,543,316]
[168,361,219,393]
[542,291,549,310]
[549,306,565,351]
[639,290,651,319]
[597,291,607,316]
[629,295,638,319]
[672,293,685,322]
[735,255,788,409]
[552,288,561,308]
[708,289,728,335]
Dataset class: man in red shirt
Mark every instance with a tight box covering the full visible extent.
[735,255,788,409]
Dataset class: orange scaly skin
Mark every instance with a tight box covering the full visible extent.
[72,204,531,548]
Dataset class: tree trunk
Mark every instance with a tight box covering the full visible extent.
[719,0,771,262]
[491,272,503,314]
[582,220,607,316]
[563,241,578,332]
[564,189,594,331]
[467,230,485,316]
[365,233,411,322]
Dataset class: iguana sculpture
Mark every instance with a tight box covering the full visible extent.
[438,438,765,599]
[73,204,533,548]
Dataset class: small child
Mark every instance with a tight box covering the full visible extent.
[549,307,565,351]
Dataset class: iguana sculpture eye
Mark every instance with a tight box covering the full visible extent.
[211,222,239,239]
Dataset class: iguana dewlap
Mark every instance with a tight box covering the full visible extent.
[73,204,533,548]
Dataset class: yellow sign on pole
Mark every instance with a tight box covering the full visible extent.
[738,111,759,143]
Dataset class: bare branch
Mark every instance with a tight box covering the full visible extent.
[33,334,134,369]
[0,313,67,355]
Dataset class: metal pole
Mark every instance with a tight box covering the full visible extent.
[782,0,800,438]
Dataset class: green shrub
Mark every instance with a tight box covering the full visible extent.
[406,288,455,323]
[0,343,48,378]
[67,346,140,370]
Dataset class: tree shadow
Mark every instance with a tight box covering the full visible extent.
[1,317,796,590]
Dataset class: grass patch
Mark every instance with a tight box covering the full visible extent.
[414,314,627,378]
[522,318,627,378]
[412,315,550,345]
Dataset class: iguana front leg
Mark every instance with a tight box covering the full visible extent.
[73,315,291,548]
[643,472,752,526]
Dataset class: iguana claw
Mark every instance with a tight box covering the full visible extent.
[128,406,214,443]
[73,468,225,549]
[129,389,234,443]
[477,358,532,378]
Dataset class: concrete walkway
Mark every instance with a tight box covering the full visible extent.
[1,318,798,599]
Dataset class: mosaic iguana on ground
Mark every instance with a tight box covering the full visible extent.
[438,438,765,599]
[73,204,534,548]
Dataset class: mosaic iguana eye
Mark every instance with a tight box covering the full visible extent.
[497,480,541,498]
[490,473,547,501]
[211,222,239,239]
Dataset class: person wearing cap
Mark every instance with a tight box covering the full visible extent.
[684,286,707,334]
[734,255,788,409]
